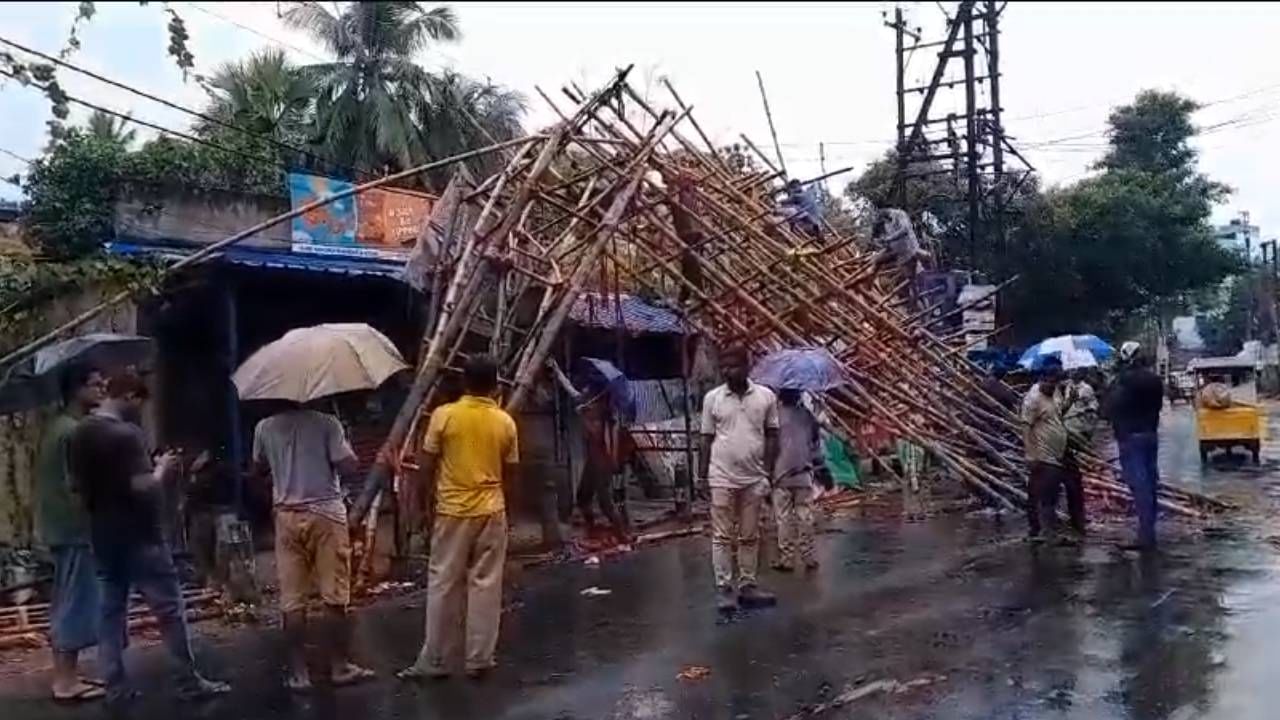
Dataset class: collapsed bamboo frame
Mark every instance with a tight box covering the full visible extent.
[352,69,1224,527]
[0,64,1219,528]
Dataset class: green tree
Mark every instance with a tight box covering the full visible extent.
[847,90,1241,342]
[283,1,460,171]
[85,109,137,147]
[22,128,285,260]
[199,49,313,146]
[1098,90,1199,179]
[21,131,127,258]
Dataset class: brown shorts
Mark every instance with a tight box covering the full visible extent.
[275,509,351,613]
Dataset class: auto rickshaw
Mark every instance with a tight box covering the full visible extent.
[1190,356,1267,464]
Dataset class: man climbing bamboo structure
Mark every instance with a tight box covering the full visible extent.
[546,359,633,545]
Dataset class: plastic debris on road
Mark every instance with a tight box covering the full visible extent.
[676,665,712,681]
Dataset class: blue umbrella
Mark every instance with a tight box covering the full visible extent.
[1018,334,1114,371]
[574,357,636,423]
[750,347,848,391]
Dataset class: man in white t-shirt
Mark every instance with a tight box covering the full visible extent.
[253,405,373,691]
[699,346,780,611]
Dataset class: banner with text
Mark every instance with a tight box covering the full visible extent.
[288,173,435,261]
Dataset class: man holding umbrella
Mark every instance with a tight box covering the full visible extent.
[770,388,823,572]
[748,346,846,575]
[235,324,405,690]
[35,364,105,702]
[252,402,374,690]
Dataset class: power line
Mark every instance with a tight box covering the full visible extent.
[181,1,328,63]
[1,68,286,170]
[0,146,32,165]
[0,34,400,188]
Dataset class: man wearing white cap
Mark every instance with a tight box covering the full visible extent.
[1106,342,1164,550]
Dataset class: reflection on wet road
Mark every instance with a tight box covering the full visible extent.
[4,404,1280,719]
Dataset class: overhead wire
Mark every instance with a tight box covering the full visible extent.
[0,34,430,194]
[0,68,292,171]
[181,1,328,63]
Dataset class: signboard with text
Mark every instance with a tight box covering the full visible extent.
[288,173,435,261]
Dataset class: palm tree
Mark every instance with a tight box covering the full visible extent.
[283,1,461,172]
[200,49,313,146]
[85,110,137,147]
[414,70,527,182]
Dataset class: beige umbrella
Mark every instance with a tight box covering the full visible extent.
[233,323,409,402]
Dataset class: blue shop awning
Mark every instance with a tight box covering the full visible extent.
[105,241,407,279]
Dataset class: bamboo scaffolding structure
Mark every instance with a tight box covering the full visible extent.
[126,69,1214,540]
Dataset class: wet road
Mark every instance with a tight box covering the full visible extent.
[5,403,1280,720]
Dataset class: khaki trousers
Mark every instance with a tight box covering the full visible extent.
[274,509,350,613]
[710,483,765,589]
[772,486,815,566]
[413,512,508,673]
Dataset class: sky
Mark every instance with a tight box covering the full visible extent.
[1,1,1279,232]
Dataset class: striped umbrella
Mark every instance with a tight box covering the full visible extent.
[1018,334,1114,371]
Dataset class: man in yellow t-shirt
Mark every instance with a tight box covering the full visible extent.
[400,356,518,681]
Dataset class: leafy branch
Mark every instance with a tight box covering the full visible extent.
[0,1,200,142]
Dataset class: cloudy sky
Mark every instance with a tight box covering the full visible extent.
[1,1,1278,232]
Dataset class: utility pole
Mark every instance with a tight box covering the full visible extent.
[961,1,979,263]
[888,1,1031,269]
[985,0,1006,250]
[885,6,919,204]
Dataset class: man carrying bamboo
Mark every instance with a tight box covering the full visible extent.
[1021,359,1069,543]
[700,345,780,611]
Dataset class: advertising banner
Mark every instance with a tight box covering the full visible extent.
[288,173,435,261]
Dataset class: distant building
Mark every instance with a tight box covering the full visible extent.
[1172,316,1204,350]
[1216,211,1261,260]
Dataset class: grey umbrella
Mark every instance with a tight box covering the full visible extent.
[0,333,154,414]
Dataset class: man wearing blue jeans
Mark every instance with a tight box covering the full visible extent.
[1107,343,1164,550]
[69,371,229,708]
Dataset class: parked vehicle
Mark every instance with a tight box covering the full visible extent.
[1190,357,1266,464]
[1166,370,1195,404]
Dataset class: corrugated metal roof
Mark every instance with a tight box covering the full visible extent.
[106,241,406,279]
[569,292,689,335]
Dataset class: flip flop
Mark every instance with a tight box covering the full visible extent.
[332,665,376,687]
[53,683,106,703]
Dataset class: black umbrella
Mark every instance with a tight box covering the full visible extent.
[0,333,154,414]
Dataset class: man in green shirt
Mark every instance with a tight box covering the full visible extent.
[35,363,106,702]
